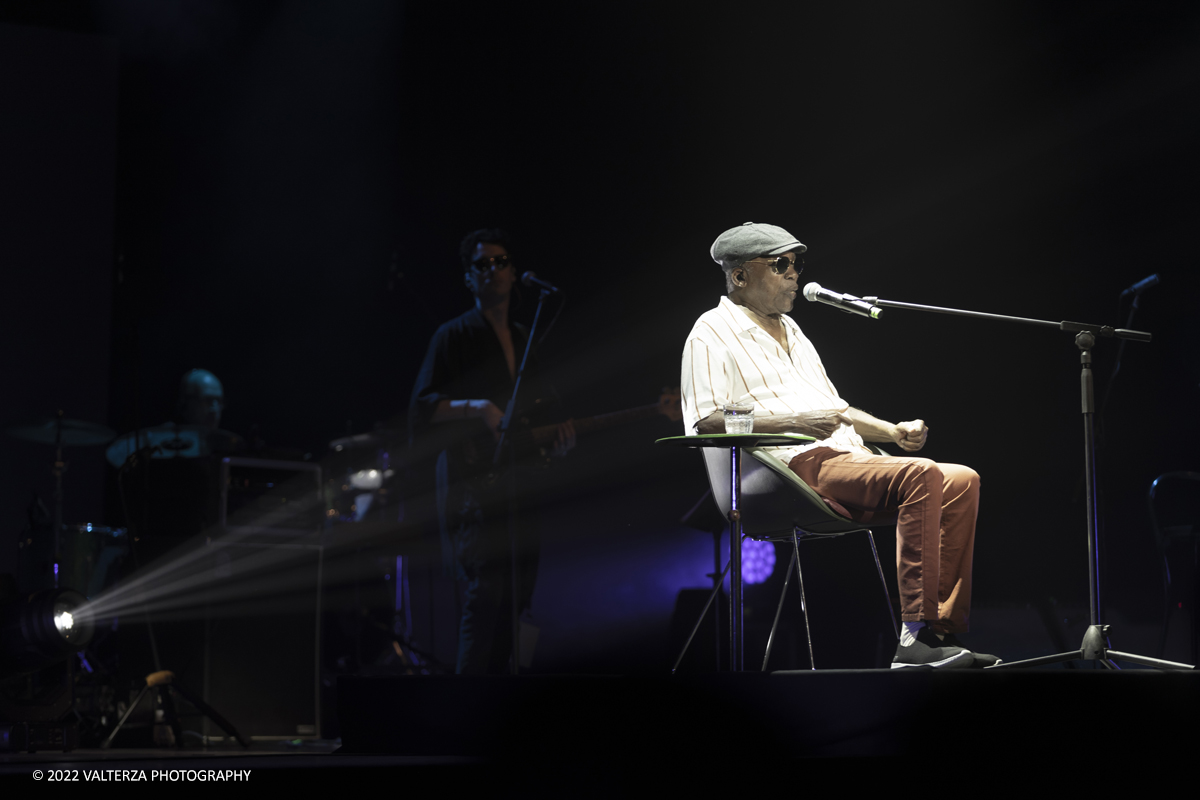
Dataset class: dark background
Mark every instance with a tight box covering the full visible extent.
[2,1,1198,672]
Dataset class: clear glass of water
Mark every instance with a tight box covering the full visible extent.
[723,402,754,434]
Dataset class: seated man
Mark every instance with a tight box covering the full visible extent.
[680,221,996,668]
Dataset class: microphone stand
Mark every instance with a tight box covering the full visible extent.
[52,411,66,590]
[491,285,556,675]
[861,295,1191,669]
[1100,282,1155,417]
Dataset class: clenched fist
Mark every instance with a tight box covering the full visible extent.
[891,419,928,452]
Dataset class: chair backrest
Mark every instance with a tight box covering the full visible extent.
[700,447,864,540]
[1148,471,1200,546]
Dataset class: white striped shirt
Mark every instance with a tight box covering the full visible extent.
[680,295,869,465]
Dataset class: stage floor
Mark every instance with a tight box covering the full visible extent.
[334,669,1200,760]
[3,668,1196,789]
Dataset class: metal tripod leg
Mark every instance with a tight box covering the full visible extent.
[101,682,152,749]
[169,681,249,747]
[989,624,1194,670]
[671,560,732,674]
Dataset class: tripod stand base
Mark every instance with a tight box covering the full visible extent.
[987,625,1196,670]
[101,670,250,749]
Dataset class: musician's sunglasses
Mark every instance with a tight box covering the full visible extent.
[470,254,513,273]
[746,254,804,275]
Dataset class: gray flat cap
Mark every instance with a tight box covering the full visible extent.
[710,222,806,268]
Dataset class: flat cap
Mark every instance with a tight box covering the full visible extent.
[710,222,806,268]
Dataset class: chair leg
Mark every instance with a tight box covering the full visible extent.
[762,546,797,671]
[866,530,900,640]
[1158,548,1172,659]
[792,530,815,670]
[672,559,732,674]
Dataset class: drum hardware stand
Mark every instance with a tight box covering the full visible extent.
[5,411,116,592]
[675,489,729,672]
[389,633,452,674]
[51,411,66,589]
[861,293,1192,669]
[115,447,166,674]
[101,670,248,749]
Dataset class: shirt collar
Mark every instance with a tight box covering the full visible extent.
[718,295,798,337]
[718,295,757,333]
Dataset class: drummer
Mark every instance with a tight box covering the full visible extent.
[106,369,243,468]
[177,368,226,430]
[103,370,243,691]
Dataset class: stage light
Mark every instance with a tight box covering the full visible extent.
[53,610,74,635]
[0,586,95,679]
[348,468,386,490]
[741,539,776,585]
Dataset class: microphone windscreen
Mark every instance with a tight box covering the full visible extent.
[802,282,823,302]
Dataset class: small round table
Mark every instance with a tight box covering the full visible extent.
[656,433,814,671]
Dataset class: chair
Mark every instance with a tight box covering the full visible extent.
[688,444,899,670]
[1149,471,1200,662]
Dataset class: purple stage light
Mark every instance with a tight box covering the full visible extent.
[741,539,776,585]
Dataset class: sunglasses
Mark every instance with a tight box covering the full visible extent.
[748,254,804,275]
[470,254,513,273]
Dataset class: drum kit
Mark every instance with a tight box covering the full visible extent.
[325,429,402,524]
[2,409,423,750]
[6,413,245,598]
[6,412,128,597]
[5,405,407,601]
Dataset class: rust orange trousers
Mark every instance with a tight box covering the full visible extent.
[787,447,981,633]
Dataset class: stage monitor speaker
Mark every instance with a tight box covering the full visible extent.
[200,540,322,741]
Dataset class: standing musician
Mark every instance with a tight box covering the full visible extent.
[410,228,575,674]
[681,222,999,668]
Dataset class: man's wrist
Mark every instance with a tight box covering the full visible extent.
[449,399,488,418]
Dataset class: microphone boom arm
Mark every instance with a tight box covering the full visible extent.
[861,296,1152,342]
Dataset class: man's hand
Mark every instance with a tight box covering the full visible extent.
[794,409,854,440]
[465,400,505,440]
[552,419,576,458]
[890,419,928,452]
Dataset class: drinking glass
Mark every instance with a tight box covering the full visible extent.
[723,403,754,434]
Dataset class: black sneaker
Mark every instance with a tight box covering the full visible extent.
[938,633,1002,668]
[891,625,974,669]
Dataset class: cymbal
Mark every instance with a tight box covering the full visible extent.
[105,424,244,468]
[6,418,116,447]
[329,432,383,452]
[329,427,405,449]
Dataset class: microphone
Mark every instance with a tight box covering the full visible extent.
[521,271,560,294]
[802,282,883,320]
[1120,273,1159,296]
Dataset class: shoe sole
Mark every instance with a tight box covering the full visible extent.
[890,649,975,669]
